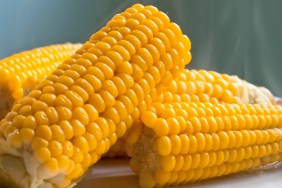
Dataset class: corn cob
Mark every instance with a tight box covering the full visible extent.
[155,69,242,104]
[156,69,276,105]
[0,4,191,188]
[129,102,282,187]
[0,43,82,119]
[105,69,276,157]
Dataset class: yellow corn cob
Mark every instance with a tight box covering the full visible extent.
[156,69,241,104]
[157,69,275,105]
[105,68,275,157]
[102,4,192,157]
[129,102,282,187]
[0,4,191,188]
[0,43,82,119]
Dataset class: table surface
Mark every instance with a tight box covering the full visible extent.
[76,158,282,188]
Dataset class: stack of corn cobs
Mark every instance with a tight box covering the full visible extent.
[0,4,281,188]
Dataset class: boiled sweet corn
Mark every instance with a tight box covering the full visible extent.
[155,69,275,105]
[0,4,191,188]
[0,43,82,119]
[105,69,276,157]
[129,102,282,187]
[156,69,242,104]
[1,3,280,188]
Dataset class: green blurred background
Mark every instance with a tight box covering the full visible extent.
[0,0,281,96]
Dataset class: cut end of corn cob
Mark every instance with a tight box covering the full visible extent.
[0,43,82,120]
[0,155,27,188]
[130,102,282,187]
[0,154,56,188]
[0,3,192,188]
